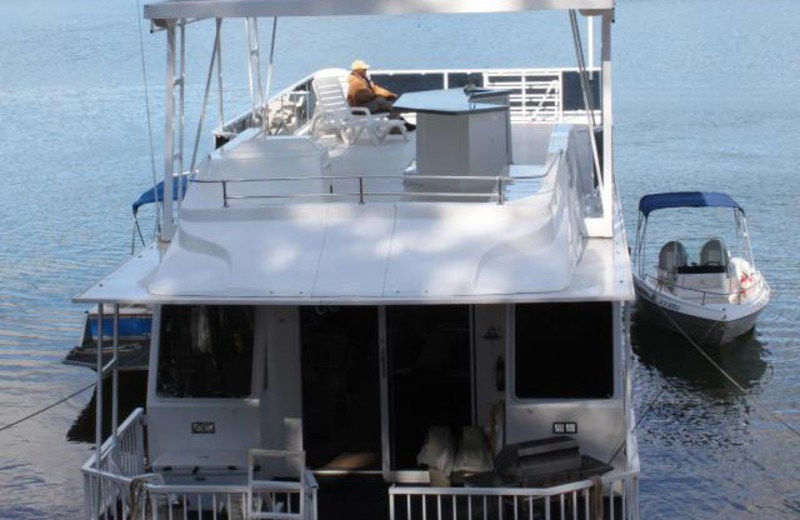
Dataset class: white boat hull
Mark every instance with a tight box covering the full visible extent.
[633,274,767,347]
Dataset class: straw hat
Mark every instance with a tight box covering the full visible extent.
[351,59,370,71]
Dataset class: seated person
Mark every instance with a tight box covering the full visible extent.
[347,59,415,131]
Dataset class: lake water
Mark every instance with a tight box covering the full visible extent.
[1,0,798,518]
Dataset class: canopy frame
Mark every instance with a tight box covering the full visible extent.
[638,192,743,217]
[144,0,613,22]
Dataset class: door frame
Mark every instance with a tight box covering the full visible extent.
[378,305,477,483]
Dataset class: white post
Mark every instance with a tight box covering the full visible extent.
[112,304,119,447]
[245,18,255,112]
[264,17,278,132]
[601,12,614,233]
[177,20,186,211]
[95,305,104,471]
[587,16,595,75]
[162,21,177,241]
[245,17,264,126]
[216,18,225,130]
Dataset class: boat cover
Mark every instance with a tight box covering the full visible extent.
[132,175,191,215]
[638,192,742,217]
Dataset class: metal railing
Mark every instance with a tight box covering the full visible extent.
[191,152,562,208]
[82,408,147,520]
[216,67,601,145]
[193,173,552,207]
[81,409,319,520]
[133,470,318,520]
[642,272,768,306]
[374,68,600,123]
[389,471,639,520]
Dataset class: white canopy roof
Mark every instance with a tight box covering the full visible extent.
[144,0,613,21]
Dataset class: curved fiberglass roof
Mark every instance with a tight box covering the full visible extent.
[638,192,742,217]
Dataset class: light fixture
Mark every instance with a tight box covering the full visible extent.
[482,326,503,341]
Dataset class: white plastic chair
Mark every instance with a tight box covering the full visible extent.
[311,68,406,146]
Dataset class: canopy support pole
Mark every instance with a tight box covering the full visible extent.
[587,16,594,77]
[216,18,225,130]
[189,21,222,174]
[601,11,614,235]
[95,306,104,472]
[112,304,119,447]
[177,20,186,212]
[162,21,177,241]
[245,17,264,127]
[568,10,602,187]
[264,16,278,133]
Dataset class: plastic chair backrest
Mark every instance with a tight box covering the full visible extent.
[312,69,351,124]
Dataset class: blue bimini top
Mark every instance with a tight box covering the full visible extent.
[132,175,190,215]
[638,192,743,217]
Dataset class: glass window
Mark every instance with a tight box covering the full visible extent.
[515,302,614,399]
[157,305,255,398]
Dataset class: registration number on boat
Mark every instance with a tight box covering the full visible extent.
[655,298,680,311]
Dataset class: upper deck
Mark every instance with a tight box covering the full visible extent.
[75,67,632,305]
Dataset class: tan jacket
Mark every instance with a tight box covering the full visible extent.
[347,72,396,107]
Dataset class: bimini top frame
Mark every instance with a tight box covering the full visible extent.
[638,191,743,218]
[144,0,613,21]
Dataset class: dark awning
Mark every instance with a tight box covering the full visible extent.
[638,192,742,217]
[132,175,190,215]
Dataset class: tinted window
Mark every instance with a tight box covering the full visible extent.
[157,305,255,398]
[515,302,613,399]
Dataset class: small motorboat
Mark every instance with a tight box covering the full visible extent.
[63,304,152,371]
[633,192,769,346]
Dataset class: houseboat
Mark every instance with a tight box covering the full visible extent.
[74,1,640,519]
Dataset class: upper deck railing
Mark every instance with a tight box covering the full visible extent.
[215,67,600,144]
[190,163,558,208]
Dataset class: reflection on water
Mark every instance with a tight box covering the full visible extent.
[632,310,768,395]
[631,305,800,520]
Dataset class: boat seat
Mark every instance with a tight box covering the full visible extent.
[700,238,730,267]
[658,240,688,273]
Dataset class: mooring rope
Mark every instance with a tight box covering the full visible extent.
[607,300,800,465]
[0,381,95,433]
[656,305,800,439]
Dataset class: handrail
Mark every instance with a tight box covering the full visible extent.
[390,470,638,497]
[82,407,145,471]
[389,470,640,520]
[192,174,543,207]
[643,272,766,305]
[190,152,562,208]
[217,66,602,144]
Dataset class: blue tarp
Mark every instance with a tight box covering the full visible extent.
[638,192,742,217]
[132,175,191,215]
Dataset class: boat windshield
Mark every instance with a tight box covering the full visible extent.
[157,305,255,398]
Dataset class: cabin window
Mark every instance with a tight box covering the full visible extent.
[157,305,255,398]
[514,302,613,399]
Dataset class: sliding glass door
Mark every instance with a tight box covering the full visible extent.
[385,306,473,473]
